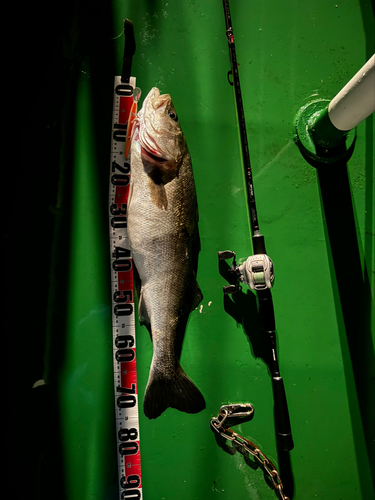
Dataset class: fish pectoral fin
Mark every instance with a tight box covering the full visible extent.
[147,177,168,210]
[127,182,133,207]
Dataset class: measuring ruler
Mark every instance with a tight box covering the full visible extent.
[109,75,143,500]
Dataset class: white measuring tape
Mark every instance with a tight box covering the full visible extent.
[109,75,143,500]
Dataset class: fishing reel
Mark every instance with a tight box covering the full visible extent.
[218,250,274,294]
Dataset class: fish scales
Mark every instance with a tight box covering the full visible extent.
[127,87,205,419]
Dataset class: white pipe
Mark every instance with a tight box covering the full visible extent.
[328,54,375,131]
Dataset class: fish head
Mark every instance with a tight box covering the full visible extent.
[137,87,187,171]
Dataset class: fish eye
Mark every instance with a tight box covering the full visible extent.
[168,111,178,121]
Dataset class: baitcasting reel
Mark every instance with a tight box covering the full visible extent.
[218,250,275,294]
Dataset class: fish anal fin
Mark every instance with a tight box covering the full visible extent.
[138,289,151,327]
[132,261,141,299]
[191,281,203,312]
[185,278,203,313]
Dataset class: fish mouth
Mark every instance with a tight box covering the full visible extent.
[148,87,171,109]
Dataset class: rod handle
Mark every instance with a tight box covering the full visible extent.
[272,376,294,451]
[121,19,136,84]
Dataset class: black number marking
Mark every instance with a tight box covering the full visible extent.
[114,247,131,259]
[120,474,141,490]
[114,290,133,303]
[119,441,139,456]
[117,394,137,409]
[112,160,130,174]
[115,348,135,363]
[117,384,136,395]
[115,335,134,348]
[114,303,133,316]
[118,427,138,441]
[111,174,130,186]
[113,259,132,272]
[121,490,141,499]
[111,203,127,216]
[116,84,133,96]
[111,216,127,229]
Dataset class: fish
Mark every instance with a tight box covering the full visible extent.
[127,87,206,419]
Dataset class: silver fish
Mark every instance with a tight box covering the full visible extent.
[127,87,205,419]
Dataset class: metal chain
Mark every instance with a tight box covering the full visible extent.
[210,405,290,500]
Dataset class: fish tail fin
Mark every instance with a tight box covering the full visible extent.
[143,363,206,419]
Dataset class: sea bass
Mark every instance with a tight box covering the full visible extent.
[127,87,205,419]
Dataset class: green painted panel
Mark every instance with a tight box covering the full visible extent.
[13,1,374,499]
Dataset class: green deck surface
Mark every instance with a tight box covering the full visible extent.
[10,1,374,499]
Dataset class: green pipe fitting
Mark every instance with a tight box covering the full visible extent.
[294,99,356,167]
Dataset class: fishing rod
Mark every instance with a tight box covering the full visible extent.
[219,0,294,452]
